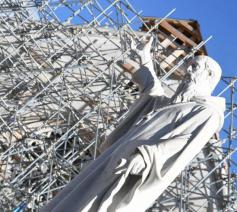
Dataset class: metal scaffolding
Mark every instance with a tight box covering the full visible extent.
[0,0,236,211]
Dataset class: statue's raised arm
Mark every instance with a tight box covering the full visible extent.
[118,36,165,96]
[97,36,167,152]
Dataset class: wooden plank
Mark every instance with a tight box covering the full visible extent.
[160,49,185,69]
[179,21,195,33]
[160,20,197,47]
[160,38,173,48]
[117,61,136,74]
[179,21,198,37]
[158,34,177,49]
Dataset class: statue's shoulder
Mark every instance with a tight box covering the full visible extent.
[191,96,225,115]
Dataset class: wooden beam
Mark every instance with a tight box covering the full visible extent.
[158,34,177,49]
[179,21,198,37]
[160,49,185,69]
[180,21,194,31]
[160,20,197,47]
[160,38,174,49]
[117,61,136,74]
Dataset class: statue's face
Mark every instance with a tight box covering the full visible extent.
[173,56,221,102]
[187,59,211,79]
[185,57,214,96]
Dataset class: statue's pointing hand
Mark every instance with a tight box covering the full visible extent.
[128,36,153,65]
[114,154,145,176]
[126,153,146,176]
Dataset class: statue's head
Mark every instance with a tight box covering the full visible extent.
[173,56,222,103]
[186,55,222,96]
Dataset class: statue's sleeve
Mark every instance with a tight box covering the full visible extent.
[136,103,224,180]
[131,60,165,96]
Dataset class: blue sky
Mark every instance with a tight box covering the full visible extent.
[135,0,237,77]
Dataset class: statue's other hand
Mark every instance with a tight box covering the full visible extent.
[127,153,145,175]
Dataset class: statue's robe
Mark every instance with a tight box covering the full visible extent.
[41,67,225,212]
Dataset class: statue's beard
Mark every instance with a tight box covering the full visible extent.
[171,79,197,103]
[170,64,221,104]
[170,56,221,104]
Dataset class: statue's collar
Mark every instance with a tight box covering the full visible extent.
[191,96,226,112]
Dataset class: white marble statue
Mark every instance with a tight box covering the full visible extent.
[41,37,225,212]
